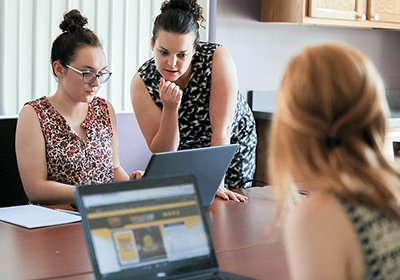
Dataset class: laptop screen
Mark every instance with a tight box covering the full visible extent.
[143,144,239,207]
[77,177,219,279]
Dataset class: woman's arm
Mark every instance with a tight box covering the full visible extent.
[130,74,181,152]
[209,46,238,147]
[209,46,246,202]
[15,105,75,205]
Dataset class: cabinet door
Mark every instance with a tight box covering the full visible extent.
[369,0,400,23]
[309,0,366,20]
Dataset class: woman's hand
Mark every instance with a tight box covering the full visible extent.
[216,185,248,202]
[130,170,144,180]
[159,78,182,111]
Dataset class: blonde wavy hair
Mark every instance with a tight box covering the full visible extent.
[268,43,400,220]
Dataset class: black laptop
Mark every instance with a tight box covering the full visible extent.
[143,145,239,207]
[75,176,253,280]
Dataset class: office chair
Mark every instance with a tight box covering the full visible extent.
[0,117,29,207]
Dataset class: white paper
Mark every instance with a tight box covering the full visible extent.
[0,204,81,229]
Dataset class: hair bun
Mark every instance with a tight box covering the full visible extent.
[161,0,204,23]
[163,0,190,11]
[59,9,88,33]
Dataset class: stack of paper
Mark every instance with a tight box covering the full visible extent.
[0,204,81,229]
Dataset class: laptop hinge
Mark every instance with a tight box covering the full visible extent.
[174,268,220,279]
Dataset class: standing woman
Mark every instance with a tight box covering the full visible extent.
[16,10,141,205]
[269,44,400,279]
[131,0,257,201]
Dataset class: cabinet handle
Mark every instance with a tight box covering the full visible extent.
[356,13,366,20]
[372,14,380,21]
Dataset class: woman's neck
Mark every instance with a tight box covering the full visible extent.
[48,90,88,121]
[175,63,192,90]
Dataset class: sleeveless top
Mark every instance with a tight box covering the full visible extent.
[26,96,115,186]
[339,199,400,279]
[138,41,257,188]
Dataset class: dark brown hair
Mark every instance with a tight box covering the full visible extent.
[51,9,102,75]
[152,0,205,47]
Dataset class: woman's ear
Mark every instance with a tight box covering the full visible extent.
[52,61,64,78]
[150,37,155,51]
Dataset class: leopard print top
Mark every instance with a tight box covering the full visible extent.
[26,96,115,186]
[138,42,257,188]
[339,199,400,279]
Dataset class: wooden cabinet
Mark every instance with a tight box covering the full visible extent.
[261,0,400,29]
[371,0,400,23]
[309,0,366,21]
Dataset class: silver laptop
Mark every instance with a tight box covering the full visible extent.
[143,145,239,207]
[75,176,253,280]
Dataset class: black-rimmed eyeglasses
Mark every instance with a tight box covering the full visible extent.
[65,64,112,84]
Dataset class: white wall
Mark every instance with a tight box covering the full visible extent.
[0,0,209,116]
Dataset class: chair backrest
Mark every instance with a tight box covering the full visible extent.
[247,90,277,113]
[0,117,29,207]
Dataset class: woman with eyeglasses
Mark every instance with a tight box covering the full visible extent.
[130,0,257,202]
[15,9,142,205]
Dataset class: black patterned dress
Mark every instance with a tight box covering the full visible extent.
[339,199,400,279]
[138,42,257,188]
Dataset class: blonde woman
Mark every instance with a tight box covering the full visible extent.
[269,44,400,279]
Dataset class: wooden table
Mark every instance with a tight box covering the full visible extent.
[0,187,289,280]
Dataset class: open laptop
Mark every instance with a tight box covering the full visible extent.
[143,144,239,207]
[75,175,253,280]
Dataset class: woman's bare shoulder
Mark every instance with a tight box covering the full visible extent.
[17,104,40,129]
[284,191,363,279]
[285,192,346,233]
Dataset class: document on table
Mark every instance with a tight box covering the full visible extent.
[0,204,81,229]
